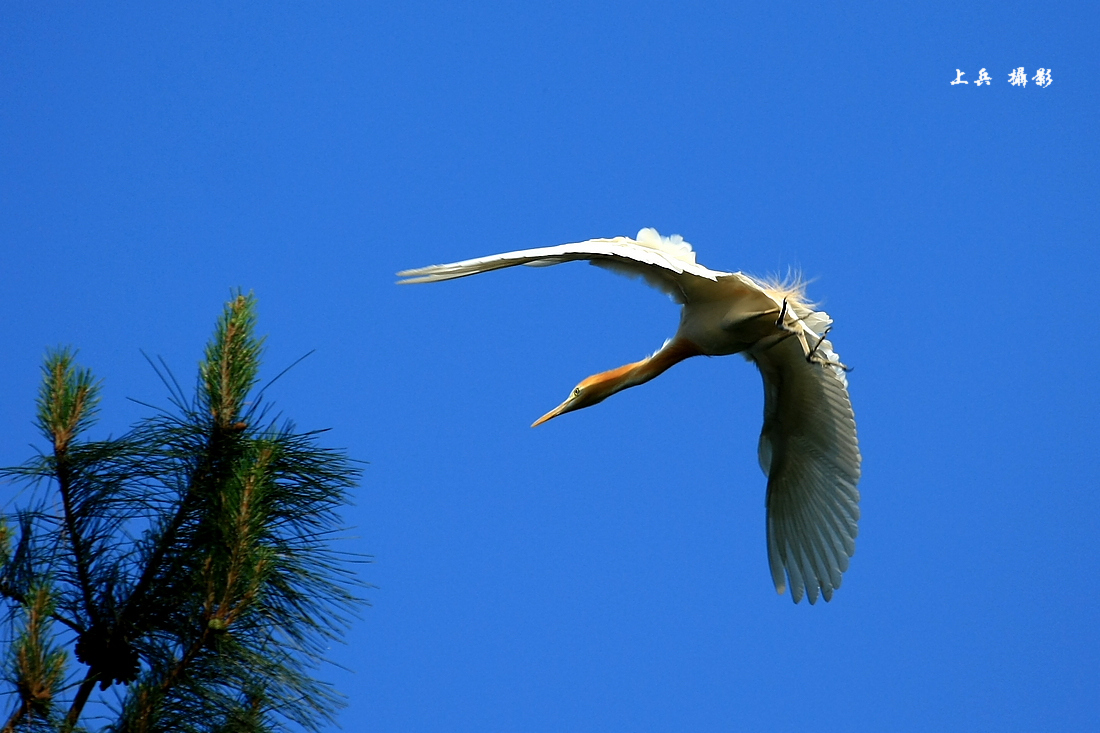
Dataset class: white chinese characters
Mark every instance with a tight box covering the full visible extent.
[950,67,1052,87]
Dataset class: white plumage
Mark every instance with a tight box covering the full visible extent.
[399,228,861,604]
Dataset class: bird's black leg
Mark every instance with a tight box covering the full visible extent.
[773,299,807,334]
[805,326,831,361]
[775,298,789,327]
[806,327,852,371]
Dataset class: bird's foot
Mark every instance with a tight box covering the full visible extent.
[806,327,852,371]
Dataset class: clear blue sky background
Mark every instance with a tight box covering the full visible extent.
[2,2,1098,731]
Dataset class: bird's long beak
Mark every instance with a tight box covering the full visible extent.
[531,397,573,428]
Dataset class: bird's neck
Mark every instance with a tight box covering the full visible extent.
[589,337,702,394]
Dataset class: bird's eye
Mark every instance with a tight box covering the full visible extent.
[573,387,582,397]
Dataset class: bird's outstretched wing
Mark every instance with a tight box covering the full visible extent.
[397,228,727,301]
[754,327,861,604]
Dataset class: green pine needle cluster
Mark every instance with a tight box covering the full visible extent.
[3,584,66,732]
[0,293,363,733]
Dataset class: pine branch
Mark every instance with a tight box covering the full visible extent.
[119,292,262,627]
[0,582,82,636]
[0,516,84,636]
[61,673,96,733]
[2,585,67,732]
[3,292,364,733]
[37,351,103,629]
[200,292,262,432]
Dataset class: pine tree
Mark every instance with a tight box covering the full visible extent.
[0,293,361,732]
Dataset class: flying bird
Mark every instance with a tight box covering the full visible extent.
[398,228,860,604]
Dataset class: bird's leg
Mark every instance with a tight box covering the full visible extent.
[774,299,801,334]
[806,327,852,371]
[805,326,831,360]
[773,299,812,334]
[743,301,803,352]
[727,301,810,332]
[729,300,816,356]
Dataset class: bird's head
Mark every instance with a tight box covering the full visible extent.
[531,339,699,427]
[531,365,635,427]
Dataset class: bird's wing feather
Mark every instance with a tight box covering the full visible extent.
[397,228,727,301]
[754,327,860,604]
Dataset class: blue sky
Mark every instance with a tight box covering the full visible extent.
[2,2,1098,731]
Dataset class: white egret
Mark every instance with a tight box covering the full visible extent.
[398,228,860,604]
